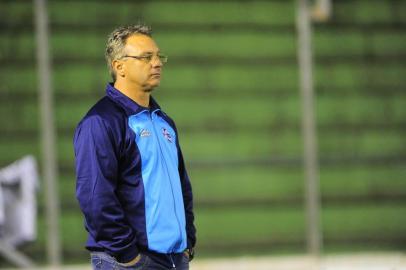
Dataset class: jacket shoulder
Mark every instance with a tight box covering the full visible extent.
[74,96,127,141]
[88,96,123,119]
[78,97,125,126]
[74,97,127,153]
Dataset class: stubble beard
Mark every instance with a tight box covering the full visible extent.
[143,80,160,93]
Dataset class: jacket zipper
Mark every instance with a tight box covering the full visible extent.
[150,112,183,253]
[169,254,176,269]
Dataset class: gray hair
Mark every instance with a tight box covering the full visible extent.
[105,24,152,81]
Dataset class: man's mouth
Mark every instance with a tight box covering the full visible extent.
[151,73,161,78]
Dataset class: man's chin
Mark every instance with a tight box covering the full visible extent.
[143,84,159,93]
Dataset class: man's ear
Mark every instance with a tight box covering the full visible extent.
[112,59,125,78]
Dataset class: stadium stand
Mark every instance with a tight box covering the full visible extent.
[0,0,405,265]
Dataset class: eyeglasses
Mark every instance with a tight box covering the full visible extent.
[122,54,168,64]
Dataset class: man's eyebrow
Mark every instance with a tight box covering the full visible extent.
[140,50,160,55]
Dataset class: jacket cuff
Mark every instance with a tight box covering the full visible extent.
[114,245,139,263]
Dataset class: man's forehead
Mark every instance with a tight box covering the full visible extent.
[125,34,159,53]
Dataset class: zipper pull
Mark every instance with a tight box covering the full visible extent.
[169,254,176,269]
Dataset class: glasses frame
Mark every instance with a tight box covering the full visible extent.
[122,54,168,64]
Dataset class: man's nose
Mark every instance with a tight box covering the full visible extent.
[151,56,163,67]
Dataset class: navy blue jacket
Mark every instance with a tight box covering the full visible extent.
[74,84,196,265]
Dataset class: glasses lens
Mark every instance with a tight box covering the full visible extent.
[143,55,153,62]
[159,55,168,63]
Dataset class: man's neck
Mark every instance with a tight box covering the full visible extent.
[114,80,150,108]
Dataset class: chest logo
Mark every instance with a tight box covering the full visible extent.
[162,128,173,143]
[140,129,151,137]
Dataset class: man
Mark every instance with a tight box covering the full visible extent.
[74,24,196,270]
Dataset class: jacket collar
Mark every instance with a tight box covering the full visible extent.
[105,83,162,116]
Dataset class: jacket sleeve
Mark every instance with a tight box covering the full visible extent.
[73,116,138,263]
[174,127,196,249]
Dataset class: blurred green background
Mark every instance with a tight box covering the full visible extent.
[0,0,405,266]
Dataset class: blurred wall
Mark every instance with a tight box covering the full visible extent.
[0,0,405,265]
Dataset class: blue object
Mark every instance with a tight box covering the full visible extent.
[74,84,195,264]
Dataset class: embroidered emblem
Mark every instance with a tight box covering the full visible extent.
[140,129,151,137]
[162,128,173,143]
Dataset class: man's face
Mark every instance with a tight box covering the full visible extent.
[119,34,163,91]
